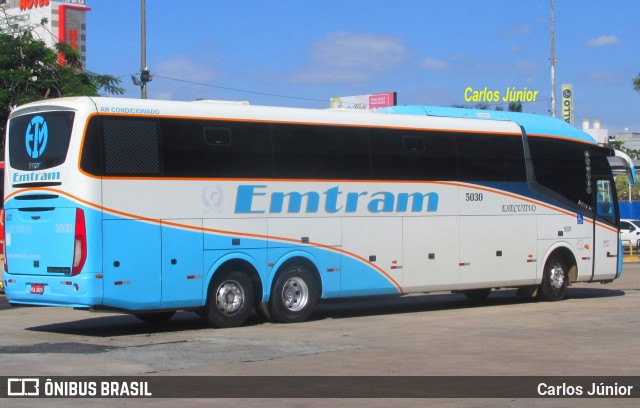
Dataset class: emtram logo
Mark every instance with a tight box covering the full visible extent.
[25,116,48,159]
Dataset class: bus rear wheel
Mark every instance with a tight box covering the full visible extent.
[201,270,254,328]
[269,264,318,324]
[540,256,568,301]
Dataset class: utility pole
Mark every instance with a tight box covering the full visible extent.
[550,0,557,117]
[132,0,151,98]
[141,0,147,99]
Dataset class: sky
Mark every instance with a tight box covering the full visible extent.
[85,0,640,134]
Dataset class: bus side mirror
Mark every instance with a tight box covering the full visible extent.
[614,150,636,186]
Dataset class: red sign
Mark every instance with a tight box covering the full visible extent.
[67,28,78,51]
[20,0,50,11]
[57,4,91,66]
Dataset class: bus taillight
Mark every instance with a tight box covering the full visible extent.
[72,208,87,276]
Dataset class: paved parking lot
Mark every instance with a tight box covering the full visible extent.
[1,263,639,407]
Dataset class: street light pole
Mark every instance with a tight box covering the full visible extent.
[140,0,147,99]
[550,0,556,117]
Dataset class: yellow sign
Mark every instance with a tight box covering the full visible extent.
[463,87,539,102]
[561,84,574,125]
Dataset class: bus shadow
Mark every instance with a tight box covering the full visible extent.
[22,287,625,337]
[24,310,265,337]
[563,286,628,299]
[311,286,626,321]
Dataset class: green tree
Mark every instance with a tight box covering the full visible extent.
[0,23,124,147]
[607,140,639,202]
[634,72,640,93]
[508,101,522,112]
[615,174,640,202]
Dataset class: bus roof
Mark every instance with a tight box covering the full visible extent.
[9,97,594,143]
[376,105,597,144]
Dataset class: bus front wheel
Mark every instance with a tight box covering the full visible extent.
[201,270,254,328]
[540,256,568,301]
[269,264,318,324]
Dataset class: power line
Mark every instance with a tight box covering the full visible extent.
[152,74,326,104]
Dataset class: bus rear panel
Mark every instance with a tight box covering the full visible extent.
[3,103,102,308]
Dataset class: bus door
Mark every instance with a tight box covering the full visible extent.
[591,178,618,281]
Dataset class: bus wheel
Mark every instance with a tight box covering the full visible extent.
[202,270,254,328]
[540,256,568,301]
[269,264,318,324]
[134,311,176,323]
[463,288,491,302]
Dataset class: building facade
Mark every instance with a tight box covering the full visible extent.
[612,129,640,151]
[0,0,90,65]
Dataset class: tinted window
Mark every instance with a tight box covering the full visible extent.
[103,117,160,176]
[371,129,457,181]
[529,138,610,207]
[161,119,272,178]
[457,133,526,182]
[596,179,616,224]
[80,116,534,185]
[9,111,75,171]
[272,124,370,179]
[80,116,102,176]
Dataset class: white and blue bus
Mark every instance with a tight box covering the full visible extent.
[2,97,634,327]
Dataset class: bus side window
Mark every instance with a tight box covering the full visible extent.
[457,132,527,182]
[161,119,272,178]
[103,118,161,176]
[272,124,370,180]
[596,179,615,222]
[371,130,457,181]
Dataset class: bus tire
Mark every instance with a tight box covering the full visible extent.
[201,270,254,328]
[134,311,176,323]
[463,288,491,302]
[269,263,318,324]
[540,255,568,301]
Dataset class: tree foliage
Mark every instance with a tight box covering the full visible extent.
[615,174,640,202]
[634,73,640,93]
[0,22,124,145]
[508,101,522,112]
[452,102,523,112]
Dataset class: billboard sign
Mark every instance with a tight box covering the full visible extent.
[561,84,574,125]
[330,92,397,110]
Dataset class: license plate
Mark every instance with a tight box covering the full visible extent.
[30,284,45,295]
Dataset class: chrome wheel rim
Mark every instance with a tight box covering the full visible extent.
[282,277,309,312]
[216,280,245,315]
[549,263,565,290]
